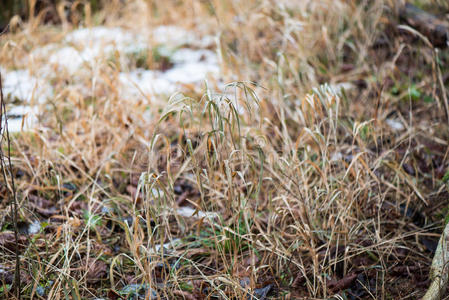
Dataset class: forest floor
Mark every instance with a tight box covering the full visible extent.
[1,1,449,299]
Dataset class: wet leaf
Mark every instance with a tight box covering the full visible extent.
[327,272,358,292]
[86,258,108,283]
[173,290,197,300]
[0,232,27,250]
[120,283,157,300]
[251,284,272,300]
[0,267,14,284]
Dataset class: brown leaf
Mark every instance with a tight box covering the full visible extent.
[0,267,14,284]
[192,280,209,299]
[28,194,59,217]
[86,258,108,283]
[107,289,121,300]
[176,190,190,206]
[391,265,420,276]
[130,173,140,186]
[292,272,305,288]
[327,272,358,292]
[173,290,198,300]
[28,194,54,208]
[30,204,59,217]
[126,185,141,203]
[0,232,28,251]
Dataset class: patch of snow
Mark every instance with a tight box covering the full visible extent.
[150,188,165,198]
[30,43,58,60]
[65,26,148,55]
[44,27,147,74]
[204,89,247,115]
[120,284,158,299]
[101,205,114,215]
[176,206,218,220]
[170,48,217,65]
[7,105,35,116]
[163,62,219,84]
[2,70,51,103]
[65,27,143,47]
[330,152,343,162]
[153,238,181,252]
[6,118,26,133]
[197,35,216,48]
[386,119,404,131]
[152,26,195,47]
[152,25,216,48]
[329,82,354,94]
[120,48,220,98]
[119,69,177,97]
[27,220,41,234]
[25,26,221,102]
[48,46,89,74]
[5,105,39,132]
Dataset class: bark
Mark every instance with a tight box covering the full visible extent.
[399,3,449,48]
[422,220,449,300]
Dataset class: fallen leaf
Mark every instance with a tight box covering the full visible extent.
[126,185,141,203]
[0,232,28,250]
[327,272,358,292]
[173,290,198,300]
[86,258,108,283]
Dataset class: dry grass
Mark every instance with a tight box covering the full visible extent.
[1,0,449,299]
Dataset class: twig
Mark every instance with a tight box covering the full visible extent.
[0,71,21,298]
[422,206,449,300]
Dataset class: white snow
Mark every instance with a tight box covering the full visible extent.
[27,220,41,234]
[152,26,195,47]
[163,48,219,84]
[5,105,39,132]
[33,26,220,97]
[65,26,144,48]
[48,46,90,74]
[150,188,165,198]
[2,70,51,103]
[43,26,216,76]
[203,88,247,115]
[152,25,215,48]
[4,25,221,132]
[5,118,26,133]
[41,27,147,74]
[170,48,217,65]
[329,82,354,94]
[119,69,177,97]
[386,119,404,131]
[163,62,219,84]
[153,238,181,252]
[1,70,46,132]
[330,152,343,162]
[176,206,218,220]
[7,105,35,116]
[119,48,219,98]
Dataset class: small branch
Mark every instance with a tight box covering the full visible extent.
[399,3,449,48]
[422,217,449,300]
[0,71,21,298]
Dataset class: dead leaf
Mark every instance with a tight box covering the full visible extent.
[173,290,198,300]
[86,258,108,283]
[126,185,141,203]
[0,232,28,250]
[327,272,358,292]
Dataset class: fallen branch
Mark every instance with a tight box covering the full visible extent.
[422,219,449,300]
[399,3,449,48]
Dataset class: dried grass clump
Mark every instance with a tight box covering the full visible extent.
[1,0,448,299]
